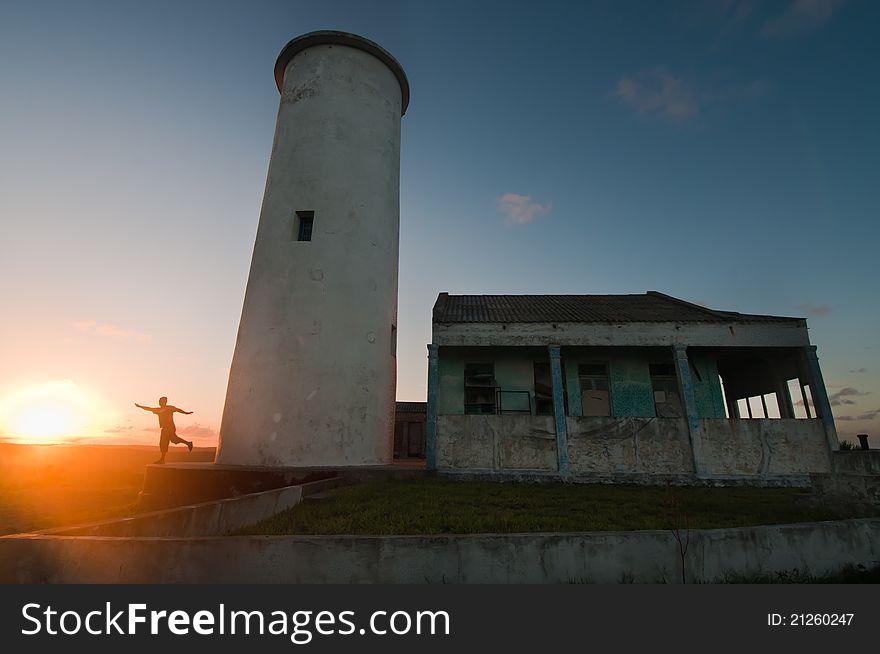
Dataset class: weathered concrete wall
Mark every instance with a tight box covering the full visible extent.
[434,321,811,348]
[567,417,694,475]
[3,519,877,583]
[698,419,831,476]
[833,451,880,474]
[436,415,557,471]
[217,35,406,467]
[437,415,831,481]
[811,472,880,505]
[436,413,828,479]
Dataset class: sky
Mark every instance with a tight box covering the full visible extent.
[0,0,878,447]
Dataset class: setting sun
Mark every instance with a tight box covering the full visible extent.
[0,380,104,442]
[11,402,80,438]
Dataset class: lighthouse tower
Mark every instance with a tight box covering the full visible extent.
[216,31,409,467]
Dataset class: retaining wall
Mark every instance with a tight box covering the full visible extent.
[25,478,338,539]
[2,518,877,584]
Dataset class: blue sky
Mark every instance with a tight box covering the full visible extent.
[0,0,877,445]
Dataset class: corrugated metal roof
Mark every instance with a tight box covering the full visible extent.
[432,292,801,324]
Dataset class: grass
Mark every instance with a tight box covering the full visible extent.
[238,477,876,535]
[0,442,215,534]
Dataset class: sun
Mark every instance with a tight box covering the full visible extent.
[12,402,80,438]
[0,380,97,442]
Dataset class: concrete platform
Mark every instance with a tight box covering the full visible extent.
[140,461,427,510]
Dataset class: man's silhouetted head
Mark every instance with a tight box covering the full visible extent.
[159,396,168,407]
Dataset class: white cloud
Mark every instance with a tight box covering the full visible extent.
[73,320,151,343]
[496,193,552,225]
[762,0,846,38]
[795,303,831,317]
[611,68,772,123]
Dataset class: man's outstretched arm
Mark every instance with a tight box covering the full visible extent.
[134,403,158,412]
[172,406,194,415]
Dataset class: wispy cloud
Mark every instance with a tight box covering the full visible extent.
[795,303,831,317]
[497,193,552,225]
[836,408,880,422]
[610,68,771,123]
[849,368,868,374]
[611,68,698,122]
[828,387,870,406]
[73,320,151,343]
[104,425,134,433]
[762,0,847,38]
[181,423,218,439]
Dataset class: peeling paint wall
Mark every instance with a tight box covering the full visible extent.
[691,355,726,418]
[698,419,831,475]
[442,345,721,420]
[563,347,656,417]
[438,347,547,416]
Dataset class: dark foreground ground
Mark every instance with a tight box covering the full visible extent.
[2,444,876,539]
[0,443,215,534]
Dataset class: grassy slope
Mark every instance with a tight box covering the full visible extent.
[240,477,875,535]
[0,443,215,534]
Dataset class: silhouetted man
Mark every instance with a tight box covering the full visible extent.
[135,396,194,464]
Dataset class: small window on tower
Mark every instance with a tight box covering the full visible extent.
[294,211,314,241]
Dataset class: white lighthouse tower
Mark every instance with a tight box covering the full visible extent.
[216,31,409,467]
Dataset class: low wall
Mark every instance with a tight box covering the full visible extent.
[436,415,831,480]
[566,417,693,475]
[1,519,877,583]
[833,450,880,475]
[698,418,831,476]
[23,478,339,539]
[140,463,338,510]
[436,415,557,471]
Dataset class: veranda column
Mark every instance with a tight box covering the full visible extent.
[548,345,570,475]
[804,345,839,453]
[672,344,704,477]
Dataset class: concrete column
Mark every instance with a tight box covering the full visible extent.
[804,346,839,451]
[426,344,440,471]
[774,368,795,419]
[548,345,569,474]
[724,382,740,419]
[672,345,704,477]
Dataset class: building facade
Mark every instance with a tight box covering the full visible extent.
[426,292,838,481]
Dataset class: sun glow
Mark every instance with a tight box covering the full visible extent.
[12,402,80,437]
[0,380,103,442]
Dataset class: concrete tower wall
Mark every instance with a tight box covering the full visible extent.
[216,34,407,466]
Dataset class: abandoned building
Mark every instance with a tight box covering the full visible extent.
[425,292,838,481]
